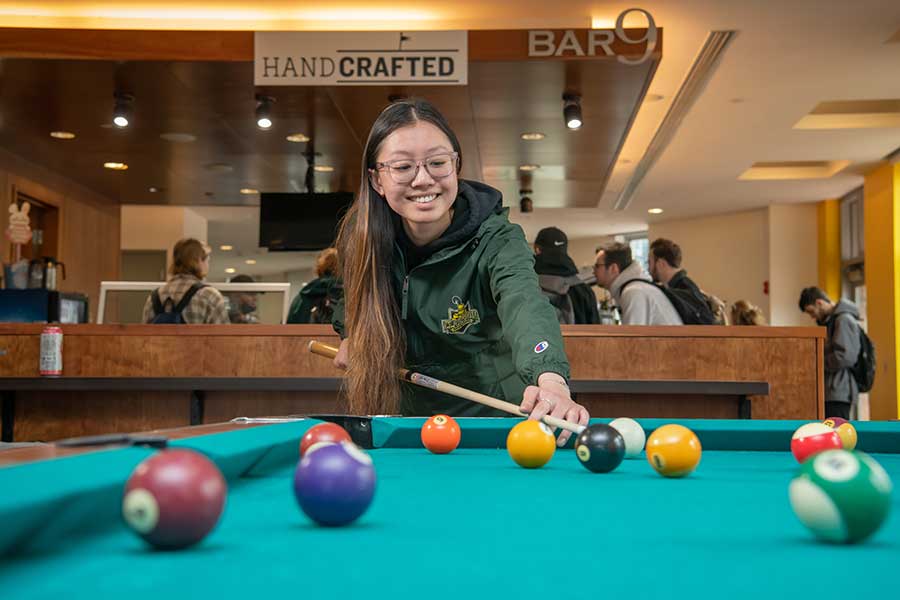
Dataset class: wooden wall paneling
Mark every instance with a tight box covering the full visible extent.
[0,335,40,376]
[14,390,190,441]
[203,391,341,424]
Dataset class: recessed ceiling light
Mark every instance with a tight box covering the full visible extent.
[160,132,197,143]
[648,208,664,214]
[314,165,334,172]
[220,245,233,251]
[103,162,128,170]
[520,132,545,141]
[244,259,257,265]
[646,93,665,102]
[518,164,540,172]
[50,131,75,140]
[240,188,259,194]
[225,268,236,274]
[286,133,310,143]
[148,187,160,193]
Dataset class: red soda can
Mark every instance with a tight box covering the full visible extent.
[39,325,63,376]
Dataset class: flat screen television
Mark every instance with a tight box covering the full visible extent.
[259,192,355,251]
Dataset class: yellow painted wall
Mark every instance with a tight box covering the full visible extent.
[863,162,900,420]
[817,199,841,300]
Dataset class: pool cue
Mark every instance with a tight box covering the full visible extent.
[307,340,584,435]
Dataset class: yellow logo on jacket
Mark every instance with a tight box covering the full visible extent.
[441,296,480,334]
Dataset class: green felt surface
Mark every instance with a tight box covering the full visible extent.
[2,420,899,599]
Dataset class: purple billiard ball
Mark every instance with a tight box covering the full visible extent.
[293,441,376,526]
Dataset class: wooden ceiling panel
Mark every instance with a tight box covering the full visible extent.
[0,54,655,208]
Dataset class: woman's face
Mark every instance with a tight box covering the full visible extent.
[198,250,210,278]
[370,120,458,225]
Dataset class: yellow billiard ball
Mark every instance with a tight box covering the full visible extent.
[646,424,702,477]
[507,420,556,469]
[835,423,858,450]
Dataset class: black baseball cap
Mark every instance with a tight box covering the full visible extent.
[534,227,568,251]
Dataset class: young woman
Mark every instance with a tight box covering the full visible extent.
[332,99,588,445]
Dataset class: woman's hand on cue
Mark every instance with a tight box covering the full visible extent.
[521,373,589,447]
[333,338,350,370]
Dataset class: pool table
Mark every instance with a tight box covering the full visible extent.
[1,417,898,599]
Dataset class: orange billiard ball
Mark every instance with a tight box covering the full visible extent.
[507,420,556,469]
[646,424,702,477]
[421,414,461,454]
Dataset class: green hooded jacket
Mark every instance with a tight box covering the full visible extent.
[333,180,570,417]
[287,276,342,324]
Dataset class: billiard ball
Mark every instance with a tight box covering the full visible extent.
[791,423,843,463]
[823,417,848,429]
[122,449,227,549]
[835,423,858,450]
[789,449,892,543]
[823,418,858,450]
[293,441,376,526]
[609,417,646,458]
[646,424,702,478]
[421,414,461,454]
[300,422,352,457]
[507,420,556,469]
[575,424,625,473]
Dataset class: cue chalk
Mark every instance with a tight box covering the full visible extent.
[308,340,584,435]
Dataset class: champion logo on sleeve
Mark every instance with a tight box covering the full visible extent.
[534,341,549,354]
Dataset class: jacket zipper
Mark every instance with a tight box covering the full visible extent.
[402,275,410,320]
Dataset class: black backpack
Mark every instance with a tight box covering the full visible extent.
[621,279,717,325]
[150,283,207,324]
[853,328,876,393]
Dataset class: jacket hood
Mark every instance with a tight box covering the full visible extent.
[300,275,337,298]
[609,260,651,298]
[828,299,860,322]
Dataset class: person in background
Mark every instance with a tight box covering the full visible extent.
[533,227,599,325]
[649,238,723,324]
[798,287,861,420]
[142,238,228,324]
[731,300,765,326]
[226,274,260,324]
[287,247,343,324]
[593,241,682,325]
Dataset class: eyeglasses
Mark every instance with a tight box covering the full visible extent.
[373,152,459,184]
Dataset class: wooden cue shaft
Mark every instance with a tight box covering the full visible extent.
[307,340,583,435]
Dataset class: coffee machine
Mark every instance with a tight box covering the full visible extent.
[28,257,66,290]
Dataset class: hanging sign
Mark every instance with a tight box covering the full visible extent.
[255,31,467,86]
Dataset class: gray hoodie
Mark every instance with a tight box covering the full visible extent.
[822,299,862,405]
[608,261,683,326]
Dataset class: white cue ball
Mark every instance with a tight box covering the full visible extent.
[609,417,646,458]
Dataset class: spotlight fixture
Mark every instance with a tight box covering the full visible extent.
[113,92,134,128]
[256,94,275,129]
[563,93,582,130]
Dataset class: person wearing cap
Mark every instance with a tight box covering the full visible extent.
[226,274,260,324]
[533,227,600,325]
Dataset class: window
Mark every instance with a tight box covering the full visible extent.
[616,232,650,270]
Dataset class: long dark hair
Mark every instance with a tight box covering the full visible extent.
[335,99,462,415]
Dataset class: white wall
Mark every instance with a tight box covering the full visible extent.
[649,209,771,320]
[121,205,209,273]
[768,204,818,326]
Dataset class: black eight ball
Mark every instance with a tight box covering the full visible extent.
[575,424,625,473]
